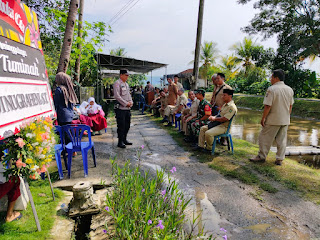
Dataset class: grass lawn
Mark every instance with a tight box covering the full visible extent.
[0,175,64,240]
[146,112,320,205]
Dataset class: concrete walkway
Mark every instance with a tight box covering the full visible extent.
[56,110,320,240]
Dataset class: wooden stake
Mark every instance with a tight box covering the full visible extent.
[46,170,55,201]
[23,178,41,232]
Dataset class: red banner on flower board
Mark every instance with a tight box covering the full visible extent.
[0,0,55,139]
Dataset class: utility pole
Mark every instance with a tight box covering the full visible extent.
[192,0,205,90]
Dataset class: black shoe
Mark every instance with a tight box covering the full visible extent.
[202,148,211,153]
[192,145,203,151]
[117,142,126,148]
[160,117,168,123]
[165,122,173,127]
[123,140,133,145]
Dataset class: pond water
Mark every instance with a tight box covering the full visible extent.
[230,108,320,168]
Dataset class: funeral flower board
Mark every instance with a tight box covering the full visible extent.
[0,0,55,140]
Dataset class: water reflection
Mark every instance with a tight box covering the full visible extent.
[231,108,320,147]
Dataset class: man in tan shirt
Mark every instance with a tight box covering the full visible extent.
[159,90,168,118]
[167,77,178,105]
[182,91,200,135]
[197,89,237,152]
[250,69,294,165]
[174,75,183,90]
[211,73,232,116]
[163,88,188,126]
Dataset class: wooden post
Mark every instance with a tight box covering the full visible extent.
[46,170,55,201]
[192,0,205,90]
[23,178,41,232]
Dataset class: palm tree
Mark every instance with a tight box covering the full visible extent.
[57,0,79,73]
[194,41,219,80]
[110,47,127,57]
[231,37,258,75]
[219,55,239,79]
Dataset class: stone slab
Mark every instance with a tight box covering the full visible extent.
[53,178,112,191]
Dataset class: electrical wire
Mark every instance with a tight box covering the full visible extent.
[108,0,136,24]
[109,0,142,26]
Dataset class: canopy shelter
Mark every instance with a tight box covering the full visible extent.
[96,53,167,73]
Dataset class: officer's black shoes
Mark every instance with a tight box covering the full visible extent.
[123,140,133,145]
[117,142,126,148]
[165,122,173,127]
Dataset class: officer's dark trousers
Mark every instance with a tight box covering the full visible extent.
[115,109,131,142]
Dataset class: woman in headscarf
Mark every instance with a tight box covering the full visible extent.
[78,101,94,129]
[54,72,78,126]
[85,97,107,133]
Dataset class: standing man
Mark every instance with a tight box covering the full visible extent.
[113,69,133,148]
[174,75,183,90]
[167,77,178,105]
[211,73,232,116]
[250,69,294,165]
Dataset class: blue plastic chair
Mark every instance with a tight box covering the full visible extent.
[62,124,96,178]
[175,113,182,130]
[173,101,192,130]
[139,95,150,114]
[211,115,236,155]
[54,125,68,179]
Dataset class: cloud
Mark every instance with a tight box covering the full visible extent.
[84,0,281,76]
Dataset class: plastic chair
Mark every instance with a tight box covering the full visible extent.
[175,113,182,131]
[62,124,96,178]
[139,95,150,114]
[54,125,68,179]
[211,115,236,155]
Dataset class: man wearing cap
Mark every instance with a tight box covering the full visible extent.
[113,69,133,148]
[250,69,294,165]
[185,90,211,143]
[211,73,232,116]
[197,89,237,152]
[174,75,183,90]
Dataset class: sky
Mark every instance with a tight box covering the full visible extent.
[84,0,319,78]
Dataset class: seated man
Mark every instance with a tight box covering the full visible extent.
[163,88,188,126]
[197,89,237,152]
[185,89,211,143]
[0,176,22,222]
[150,87,161,116]
[181,91,199,135]
[158,90,168,118]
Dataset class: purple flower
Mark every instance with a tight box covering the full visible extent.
[147,219,152,225]
[103,229,107,234]
[141,145,144,149]
[164,197,167,201]
[157,220,164,229]
[105,206,110,212]
[142,188,145,192]
[178,197,182,203]
[161,190,166,196]
[220,228,227,233]
[222,235,228,240]
[169,166,177,173]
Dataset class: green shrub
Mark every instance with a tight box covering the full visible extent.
[104,159,214,239]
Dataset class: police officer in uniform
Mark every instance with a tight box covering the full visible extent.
[250,69,294,165]
[113,69,133,148]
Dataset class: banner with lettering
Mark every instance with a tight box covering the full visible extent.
[0,0,55,139]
